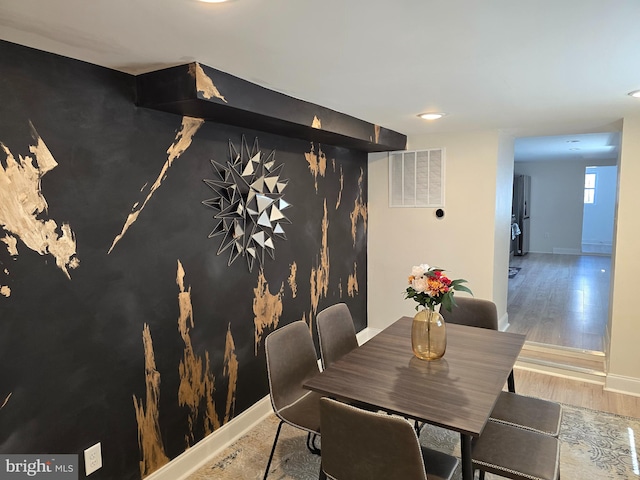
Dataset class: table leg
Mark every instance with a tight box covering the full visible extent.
[460,433,473,480]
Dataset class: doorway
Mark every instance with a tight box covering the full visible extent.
[507,132,619,360]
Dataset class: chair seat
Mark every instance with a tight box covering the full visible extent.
[491,392,562,437]
[421,446,459,480]
[277,390,323,434]
[473,421,560,480]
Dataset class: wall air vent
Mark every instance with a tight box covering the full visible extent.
[389,148,445,207]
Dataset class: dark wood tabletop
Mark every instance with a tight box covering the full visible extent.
[304,316,526,437]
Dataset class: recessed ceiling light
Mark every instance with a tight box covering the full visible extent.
[569,148,581,151]
[198,0,231,3]
[566,140,580,143]
[418,112,446,120]
[628,90,640,98]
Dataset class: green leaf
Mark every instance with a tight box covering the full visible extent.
[454,284,473,295]
[442,294,453,312]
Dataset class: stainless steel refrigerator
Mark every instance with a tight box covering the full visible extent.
[512,175,530,256]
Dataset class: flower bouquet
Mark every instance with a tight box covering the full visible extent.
[405,264,471,360]
[404,263,472,312]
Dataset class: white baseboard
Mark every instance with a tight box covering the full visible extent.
[144,395,274,480]
[498,312,509,332]
[514,363,605,385]
[552,248,581,255]
[605,373,640,397]
[357,326,381,344]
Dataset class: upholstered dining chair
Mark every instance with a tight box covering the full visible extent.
[319,397,459,480]
[264,320,324,480]
[472,421,561,480]
[316,303,359,369]
[441,297,563,437]
[316,302,423,430]
[441,297,517,392]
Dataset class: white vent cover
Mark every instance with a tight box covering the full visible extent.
[389,148,445,207]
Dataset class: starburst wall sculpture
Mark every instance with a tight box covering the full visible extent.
[202,136,291,272]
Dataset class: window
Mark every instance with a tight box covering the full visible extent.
[584,171,596,204]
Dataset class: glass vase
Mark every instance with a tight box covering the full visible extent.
[411,307,447,360]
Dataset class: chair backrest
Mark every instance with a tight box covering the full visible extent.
[442,297,517,393]
[320,397,429,480]
[440,297,498,331]
[316,303,359,369]
[265,321,320,413]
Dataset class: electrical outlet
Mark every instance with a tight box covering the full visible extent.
[84,442,102,475]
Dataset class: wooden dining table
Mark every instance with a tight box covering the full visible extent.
[304,315,526,480]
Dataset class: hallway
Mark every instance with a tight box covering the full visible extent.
[507,253,611,352]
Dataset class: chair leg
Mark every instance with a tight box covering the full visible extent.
[318,464,327,480]
[479,470,485,480]
[264,420,284,480]
[508,370,516,393]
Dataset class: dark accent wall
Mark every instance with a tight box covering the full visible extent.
[0,40,371,479]
[136,62,407,152]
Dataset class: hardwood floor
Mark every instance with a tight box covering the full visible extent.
[512,369,640,418]
[505,253,640,418]
[507,252,611,352]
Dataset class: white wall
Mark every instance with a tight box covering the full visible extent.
[607,113,640,394]
[369,120,640,395]
[368,130,513,330]
[494,134,516,320]
[514,159,615,254]
[514,161,584,253]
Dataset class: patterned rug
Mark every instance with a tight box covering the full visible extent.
[508,267,521,278]
[186,404,640,479]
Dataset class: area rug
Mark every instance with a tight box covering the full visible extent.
[186,404,640,479]
[508,266,521,278]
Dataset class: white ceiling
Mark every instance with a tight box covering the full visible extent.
[1,0,639,161]
[514,132,621,163]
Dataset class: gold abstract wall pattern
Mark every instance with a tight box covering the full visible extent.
[312,116,322,129]
[133,324,170,478]
[0,244,9,298]
[304,143,327,192]
[176,260,239,442]
[253,268,284,355]
[348,262,359,297]
[1,392,11,409]
[0,123,79,281]
[350,168,368,246]
[336,165,344,210]
[176,260,216,445]
[0,265,9,297]
[310,200,330,319]
[288,262,298,298]
[109,116,204,253]
[223,324,238,423]
[191,63,228,103]
[1,234,18,256]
